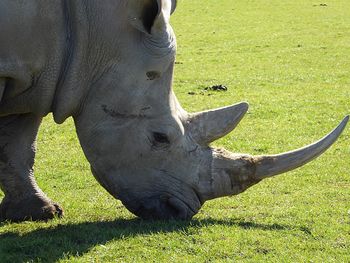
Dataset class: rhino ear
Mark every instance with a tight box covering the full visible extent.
[128,0,175,34]
[170,0,177,14]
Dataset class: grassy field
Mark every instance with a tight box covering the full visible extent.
[1,0,349,262]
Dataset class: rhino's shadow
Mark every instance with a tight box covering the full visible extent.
[0,217,290,263]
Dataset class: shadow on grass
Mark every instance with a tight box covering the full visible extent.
[0,218,290,262]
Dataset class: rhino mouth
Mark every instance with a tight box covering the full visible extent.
[91,166,200,220]
[123,194,196,220]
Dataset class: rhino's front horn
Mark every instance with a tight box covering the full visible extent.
[254,115,349,178]
[188,102,249,145]
[207,116,348,200]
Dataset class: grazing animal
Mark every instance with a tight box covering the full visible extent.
[0,0,347,221]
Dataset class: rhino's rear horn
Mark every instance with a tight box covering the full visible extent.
[188,102,249,145]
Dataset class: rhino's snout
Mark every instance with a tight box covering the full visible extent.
[121,194,197,220]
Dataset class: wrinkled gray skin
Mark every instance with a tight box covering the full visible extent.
[0,0,348,221]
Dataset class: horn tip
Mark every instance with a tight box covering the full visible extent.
[233,101,249,113]
[336,115,349,133]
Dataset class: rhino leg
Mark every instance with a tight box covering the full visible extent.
[0,114,63,222]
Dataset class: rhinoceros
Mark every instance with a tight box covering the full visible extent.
[0,0,348,222]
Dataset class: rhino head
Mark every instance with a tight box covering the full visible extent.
[68,0,347,220]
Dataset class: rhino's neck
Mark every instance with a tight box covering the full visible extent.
[51,0,91,124]
[52,0,125,124]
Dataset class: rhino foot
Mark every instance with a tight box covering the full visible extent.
[0,195,63,222]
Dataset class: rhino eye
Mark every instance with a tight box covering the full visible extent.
[152,132,170,144]
[150,132,170,149]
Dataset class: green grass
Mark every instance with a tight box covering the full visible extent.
[1,0,350,262]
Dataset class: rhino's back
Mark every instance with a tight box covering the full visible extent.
[0,0,66,116]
